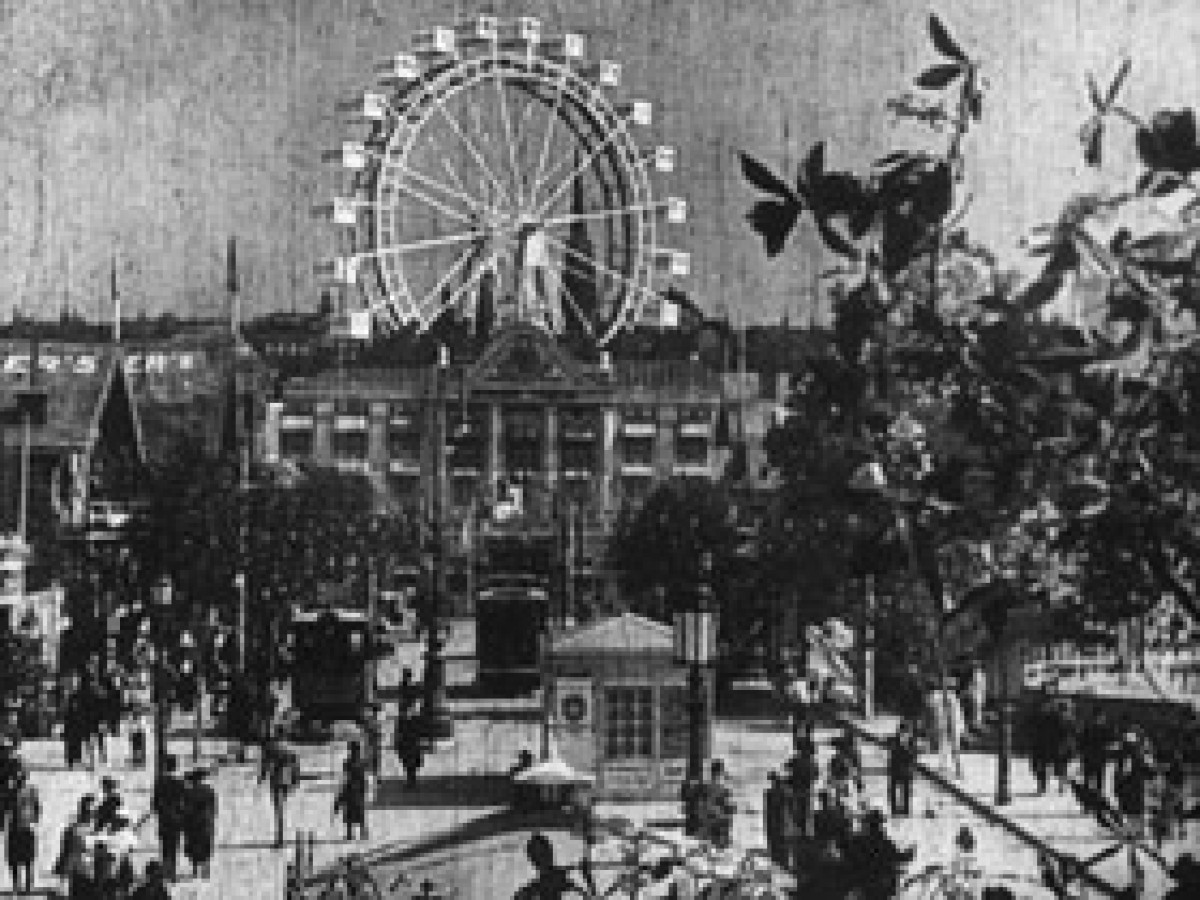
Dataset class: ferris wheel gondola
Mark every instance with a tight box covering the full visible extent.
[315,14,688,347]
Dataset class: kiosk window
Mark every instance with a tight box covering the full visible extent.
[660,685,693,759]
[604,686,653,759]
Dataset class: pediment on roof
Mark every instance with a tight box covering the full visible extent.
[550,612,675,656]
[466,325,594,389]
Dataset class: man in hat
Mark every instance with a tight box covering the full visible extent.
[5,768,40,894]
[260,728,301,848]
[0,741,25,830]
[701,759,736,848]
[151,754,187,879]
[512,832,586,899]
[94,776,124,832]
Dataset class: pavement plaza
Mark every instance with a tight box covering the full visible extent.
[10,624,1195,897]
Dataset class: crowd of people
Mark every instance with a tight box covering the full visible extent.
[758,723,916,899]
[0,735,206,899]
[1027,700,1196,848]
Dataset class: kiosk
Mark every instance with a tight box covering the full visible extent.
[546,613,713,800]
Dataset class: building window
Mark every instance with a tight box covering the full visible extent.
[335,398,368,416]
[279,429,313,459]
[286,400,315,417]
[620,476,653,507]
[388,430,421,463]
[621,436,654,467]
[451,476,479,508]
[388,474,420,503]
[504,413,543,477]
[604,685,654,759]
[332,430,368,460]
[562,442,596,474]
[675,436,708,468]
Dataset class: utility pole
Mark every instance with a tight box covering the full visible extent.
[861,573,876,720]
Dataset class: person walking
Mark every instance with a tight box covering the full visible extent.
[95,808,140,897]
[127,671,151,770]
[763,771,792,870]
[53,794,95,900]
[394,715,424,789]
[0,741,25,831]
[260,729,301,848]
[334,742,370,841]
[5,769,40,894]
[182,769,218,879]
[1079,710,1113,796]
[702,759,735,849]
[63,688,87,771]
[887,720,917,816]
[361,704,383,781]
[1051,703,1079,794]
[396,668,419,718]
[1114,732,1153,839]
[967,666,987,733]
[94,776,123,832]
[827,739,861,815]
[926,680,965,779]
[785,746,820,839]
[1027,702,1054,795]
[150,754,186,880]
[98,669,124,768]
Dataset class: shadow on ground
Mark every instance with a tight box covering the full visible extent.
[372,773,513,809]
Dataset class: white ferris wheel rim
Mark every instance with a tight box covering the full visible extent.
[351,44,662,347]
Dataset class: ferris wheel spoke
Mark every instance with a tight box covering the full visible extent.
[440,155,468,195]
[531,72,570,202]
[534,123,629,217]
[542,232,653,304]
[436,105,513,210]
[385,178,476,226]
[417,246,480,321]
[541,201,667,228]
[515,90,540,163]
[559,283,597,339]
[353,229,482,260]
[439,248,505,320]
[494,67,525,207]
[399,165,492,219]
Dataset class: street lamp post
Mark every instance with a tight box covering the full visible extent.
[674,552,716,785]
[152,575,173,780]
[995,632,1013,806]
[420,523,453,741]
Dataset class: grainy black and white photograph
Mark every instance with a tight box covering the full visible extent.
[2,1,1200,897]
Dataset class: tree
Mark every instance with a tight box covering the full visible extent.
[742,12,1200,661]
[610,478,738,623]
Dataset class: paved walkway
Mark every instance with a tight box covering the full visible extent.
[12,693,1196,898]
[845,713,1196,898]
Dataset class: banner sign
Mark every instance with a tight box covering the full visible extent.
[0,350,203,377]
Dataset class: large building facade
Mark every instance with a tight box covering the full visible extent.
[257,324,753,615]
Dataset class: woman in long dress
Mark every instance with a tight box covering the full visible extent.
[924,683,964,778]
[182,769,218,879]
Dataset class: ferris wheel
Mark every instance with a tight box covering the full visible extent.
[315,14,689,347]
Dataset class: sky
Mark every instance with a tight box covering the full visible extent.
[3,0,1200,327]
